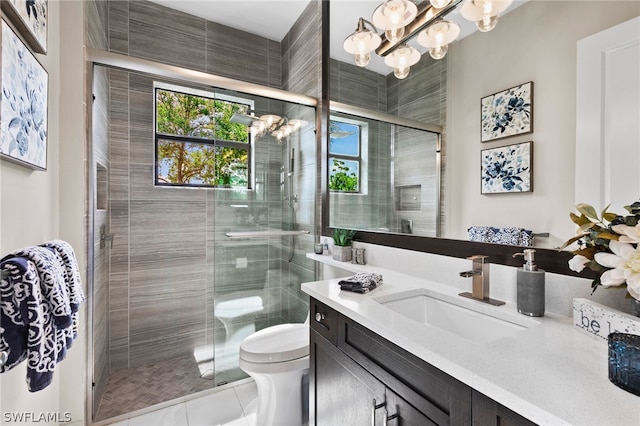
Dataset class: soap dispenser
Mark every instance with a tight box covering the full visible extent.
[512,249,545,317]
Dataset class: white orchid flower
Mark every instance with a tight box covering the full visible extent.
[612,223,640,244]
[568,254,590,273]
[593,240,640,300]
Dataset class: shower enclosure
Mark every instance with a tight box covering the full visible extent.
[89,60,317,421]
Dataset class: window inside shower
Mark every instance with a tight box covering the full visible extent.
[90,65,316,422]
[154,83,253,189]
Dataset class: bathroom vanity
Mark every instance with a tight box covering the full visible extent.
[310,297,533,426]
[302,254,640,426]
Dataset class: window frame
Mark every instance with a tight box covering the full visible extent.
[328,115,368,194]
[153,82,255,189]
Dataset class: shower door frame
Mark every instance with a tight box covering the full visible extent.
[85,49,319,423]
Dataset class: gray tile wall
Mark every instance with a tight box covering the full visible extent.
[107,0,282,88]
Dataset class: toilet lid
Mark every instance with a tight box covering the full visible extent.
[240,323,309,363]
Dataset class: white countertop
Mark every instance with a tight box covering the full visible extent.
[302,254,640,426]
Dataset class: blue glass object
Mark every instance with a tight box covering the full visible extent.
[608,332,640,396]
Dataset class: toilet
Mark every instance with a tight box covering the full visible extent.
[239,322,310,426]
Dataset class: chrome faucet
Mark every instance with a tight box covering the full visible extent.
[459,255,505,306]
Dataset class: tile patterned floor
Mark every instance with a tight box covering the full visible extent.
[105,380,258,426]
[95,355,221,421]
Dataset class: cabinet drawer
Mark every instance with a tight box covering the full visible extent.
[310,298,338,344]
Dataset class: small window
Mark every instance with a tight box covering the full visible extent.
[154,85,252,188]
[329,120,361,192]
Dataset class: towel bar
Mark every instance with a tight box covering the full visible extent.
[225,230,310,238]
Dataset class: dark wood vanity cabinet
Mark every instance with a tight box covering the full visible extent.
[310,298,536,426]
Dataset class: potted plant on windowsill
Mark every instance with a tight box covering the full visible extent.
[332,228,357,262]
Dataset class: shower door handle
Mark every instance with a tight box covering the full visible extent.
[100,224,114,249]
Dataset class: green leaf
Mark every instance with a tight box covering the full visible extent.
[576,203,599,221]
[595,232,619,241]
[578,222,595,232]
[570,212,592,227]
[602,212,618,222]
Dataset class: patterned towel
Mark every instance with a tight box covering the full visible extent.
[42,240,85,314]
[0,241,84,392]
[468,226,534,246]
[339,273,383,294]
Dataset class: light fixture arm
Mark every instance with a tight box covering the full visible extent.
[356,17,378,34]
[376,0,463,57]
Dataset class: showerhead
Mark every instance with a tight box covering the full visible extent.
[230,112,258,126]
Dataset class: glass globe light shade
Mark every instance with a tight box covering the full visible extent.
[417,20,459,60]
[476,14,498,32]
[260,114,281,127]
[355,52,372,67]
[460,0,512,32]
[343,19,382,67]
[372,0,417,42]
[429,45,448,60]
[430,0,451,8]
[384,44,420,80]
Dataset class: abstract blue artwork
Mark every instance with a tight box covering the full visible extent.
[481,82,533,142]
[481,141,532,194]
[1,19,48,170]
[1,0,47,54]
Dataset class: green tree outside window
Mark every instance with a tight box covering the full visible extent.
[155,88,251,188]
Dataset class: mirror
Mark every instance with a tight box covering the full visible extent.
[326,0,640,252]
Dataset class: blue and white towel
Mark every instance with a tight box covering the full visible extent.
[468,226,534,247]
[0,241,84,392]
[339,272,383,293]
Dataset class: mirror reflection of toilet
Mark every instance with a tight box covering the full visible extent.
[239,321,310,426]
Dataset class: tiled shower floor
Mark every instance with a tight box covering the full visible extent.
[95,355,233,421]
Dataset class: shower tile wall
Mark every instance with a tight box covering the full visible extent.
[103,0,318,372]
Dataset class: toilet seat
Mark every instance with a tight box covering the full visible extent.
[239,323,309,363]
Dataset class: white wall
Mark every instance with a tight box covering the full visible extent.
[0,0,86,424]
[446,1,640,249]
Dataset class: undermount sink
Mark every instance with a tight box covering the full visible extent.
[374,289,539,344]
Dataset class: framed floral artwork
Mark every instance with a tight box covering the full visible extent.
[1,0,47,54]
[481,141,532,194]
[481,81,533,142]
[1,19,48,170]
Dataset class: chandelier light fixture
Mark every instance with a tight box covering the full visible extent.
[344,0,513,78]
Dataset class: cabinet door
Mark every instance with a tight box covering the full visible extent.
[311,329,386,426]
[472,390,537,426]
[385,388,437,426]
